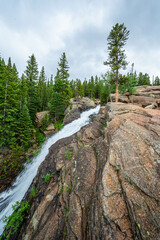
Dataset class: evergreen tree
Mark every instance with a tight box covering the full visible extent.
[0,58,6,114]
[38,66,48,111]
[138,72,150,85]
[0,58,7,146]
[48,74,54,100]
[50,53,71,121]
[70,79,76,98]
[50,71,65,121]
[100,73,113,103]
[83,79,89,97]
[17,100,33,149]
[58,52,69,82]
[153,76,160,85]
[19,74,28,111]
[104,23,130,102]
[50,91,65,122]
[0,58,20,147]
[88,76,95,98]
[95,76,101,99]
[75,79,84,98]
[58,52,71,103]
[25,54,40,120]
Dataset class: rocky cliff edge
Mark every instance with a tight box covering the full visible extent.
[16,103,160,240]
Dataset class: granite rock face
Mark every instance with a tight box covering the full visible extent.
[15,103,160,240]
[102,103,160,239]
[63,97,96,125]
[110,85,160,108]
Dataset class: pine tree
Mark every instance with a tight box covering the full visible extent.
[48,74,54,100]
[153,76,160,85]
[0,58,6,114]
[0,58,20,147]
[70,79,76,98]
[99,72,113,104]
[19,74,28,111]
[50,53,71,122]
[75,79,84,98]
[83,79,89,97]
[0,58,7,146]
[89,76,95,98]
[17,101,33,149]
[50,91,65,122]
[25,54,40,121]
[38,66,48,111]
[95,75,101,99]
[58,52,71,103]
[104,23,130,102]
[50,70,65,121]
[138,72,150,85]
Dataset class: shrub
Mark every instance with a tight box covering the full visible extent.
[42,172,55,183]
[36,131,45,146]
[54,122,63,131]
[0,201,30,240]
[64,151,72,160]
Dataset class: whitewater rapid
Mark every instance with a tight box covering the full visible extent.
[0,105,100,234]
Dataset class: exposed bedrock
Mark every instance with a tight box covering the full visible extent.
[63,97,96,125]
[16,103,160,240]
[110,85,160,109]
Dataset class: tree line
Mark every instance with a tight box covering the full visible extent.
[1,51,159,151]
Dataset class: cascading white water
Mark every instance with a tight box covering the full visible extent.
[0,105,100,234]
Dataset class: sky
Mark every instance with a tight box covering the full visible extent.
[0,0,160,82]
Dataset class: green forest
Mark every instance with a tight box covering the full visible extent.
[0,23,160,190]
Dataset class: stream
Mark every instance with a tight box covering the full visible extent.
[0,105,100,234]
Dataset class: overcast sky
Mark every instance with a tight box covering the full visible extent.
[0,0,160,81]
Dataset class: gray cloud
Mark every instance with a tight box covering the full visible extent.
[0,0,159,80]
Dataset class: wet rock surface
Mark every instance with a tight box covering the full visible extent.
[15,103,160,240]
[63,97,96,125]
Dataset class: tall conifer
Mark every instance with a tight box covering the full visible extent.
[25,54,40,121]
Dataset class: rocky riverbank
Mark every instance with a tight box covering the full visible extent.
[0,98,98,194]
[12,103,160,240]
[35,97,98,135]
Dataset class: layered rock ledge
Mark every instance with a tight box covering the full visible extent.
[14,103,160,240]
[110,85,160,109]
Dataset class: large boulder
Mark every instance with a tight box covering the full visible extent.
[43,123,57,136]
[63,108,81,125]
[35,111,57,136]
[63,97,96,125]
[129,95,156,107]
[14,103,160,240]
[35,111,49,128]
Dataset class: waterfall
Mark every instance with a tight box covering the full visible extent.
[0,105,100,234]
